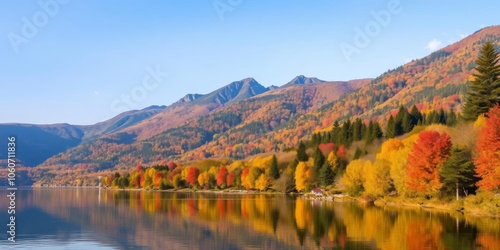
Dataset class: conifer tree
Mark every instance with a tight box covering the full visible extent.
[270,155,280,180]
[463,41,500,120]
[409,105,422,125]
[386,116,396,138]
[440,147,477,200]
[313,147,326,178]
[402,112,413,133]
[371,121,383,139]
[446,108,457,126]
[319,163,334,187]
[296,141,308,162]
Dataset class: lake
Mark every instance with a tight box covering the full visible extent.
[1,188,499,249]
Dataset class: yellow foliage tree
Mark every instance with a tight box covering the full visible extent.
[364,160,391,197]
[295,162,310,192]
[342,159,367,196]
[255,174,269,191]
[198,171,210,187]
[327,151,339,170]
[473,114,486,129]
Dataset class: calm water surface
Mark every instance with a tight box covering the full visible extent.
[1,188,499,249]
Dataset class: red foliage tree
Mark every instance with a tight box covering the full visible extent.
[475,104,500,191]
[217,166,228,187]
[167,161,177,170]
[227,171,235,187]
[336,145,347,159]
[318,143,336,157]
[154,172,163,188]
[186,167,199,187]
[406,130,452,195]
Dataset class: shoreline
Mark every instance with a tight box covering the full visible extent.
[25,186,500,217]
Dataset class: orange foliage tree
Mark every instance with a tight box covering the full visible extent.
[406,130,452,196]
[475,104,500,191]
[186,167,199,187]
[406,130,452,195]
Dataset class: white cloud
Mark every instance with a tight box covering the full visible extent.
[426,39,442,51]
[93,90,100,96]
[459,33,467,39]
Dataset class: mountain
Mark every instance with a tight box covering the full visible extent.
[30,76,369,185]
[0,106,164,166]
[78,105,165,140]
[0,123,83,166]
[193,78,269,105]
[174,94,204,105]
[12,25,500,185]
[282,75,325,87]
[118,78,269,140]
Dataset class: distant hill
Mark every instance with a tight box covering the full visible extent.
[0,106,164,166]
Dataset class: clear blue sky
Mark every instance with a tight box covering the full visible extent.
[1,0,499,125]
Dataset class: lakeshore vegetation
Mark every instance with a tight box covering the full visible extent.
[97,42,500,216]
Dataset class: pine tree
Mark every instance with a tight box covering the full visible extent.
[371,121,383,139]
[353,147,363,160]
[296,141,308,161]
[446,108,457,126]
[313,147,325,178]
[438,108,447,125]
[410,105,422,125]
[395,106,408,135]
[440,147,477,200]
[402,112,413,133]
[270,155,280,180]
[364,120,375,144]
[463,41,500,120]
[352,118,363,141]
[386,116,396,138]
[319,163,334,187]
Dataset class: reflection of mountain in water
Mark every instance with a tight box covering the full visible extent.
[2,189,499,249]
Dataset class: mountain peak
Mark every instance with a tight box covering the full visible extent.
[175,94,204,104]
[283,75,325,87]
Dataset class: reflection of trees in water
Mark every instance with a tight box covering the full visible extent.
[13,189,500,249]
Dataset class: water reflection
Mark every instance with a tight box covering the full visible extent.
[1,188,499,249]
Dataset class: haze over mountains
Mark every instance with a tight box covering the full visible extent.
[2,26,500,186]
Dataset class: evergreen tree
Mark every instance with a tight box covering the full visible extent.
[463,41,500,120]
[313,147,325,177]
[395,106,408,136]
[270,155,280,180]
[364,120,374,144]
[409,105,422,125]
[386,116,396,138]
[352,118,363,141]
[440,147,477,200]
[438,108,447,125]
[402,112,413,133]
[353,147,363,160]
[371,121,383,139]
[296,141,308,161]
[319,163,334,187]
[288,158,299,172]
[446,108,457,126]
